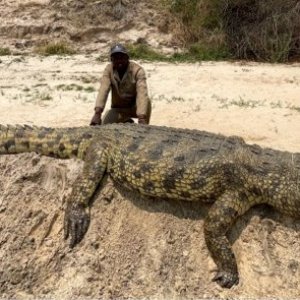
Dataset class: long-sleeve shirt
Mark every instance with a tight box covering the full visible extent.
[95,61,150,116]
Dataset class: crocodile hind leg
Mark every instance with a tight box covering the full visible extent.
[64,141,109,248]
[204,189,254,288]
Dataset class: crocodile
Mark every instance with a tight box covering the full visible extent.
[0,123,300,288]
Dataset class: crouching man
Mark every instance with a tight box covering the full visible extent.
[90,44,152,125]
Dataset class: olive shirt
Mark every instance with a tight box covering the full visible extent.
[95,61,150,117]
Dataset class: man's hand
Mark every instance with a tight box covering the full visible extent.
[64,202,90,248]
[137,114,148,124]
[90,107,103,126]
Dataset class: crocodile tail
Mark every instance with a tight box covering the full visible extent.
[0,124,95,159]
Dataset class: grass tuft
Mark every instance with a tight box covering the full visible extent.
[125,43,231,62]
[36,42,75,56]
[174,43,231,61]
[0,47,11,56]
[126,44,168,61]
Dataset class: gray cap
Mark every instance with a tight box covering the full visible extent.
[110,44,129,57]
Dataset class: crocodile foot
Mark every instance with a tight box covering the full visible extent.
[212,270,239,288]
[64,202,90,248]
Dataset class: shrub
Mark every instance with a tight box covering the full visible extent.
[162,0,300,62]
[160,0,226,59]
[187,43,231,60]
[221,0,300,62]
[36,42,75,56]
[125,42,231,62]
[126,43,168,61]
[0,47,11,56]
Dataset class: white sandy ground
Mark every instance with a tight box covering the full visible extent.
[0,55,299,152]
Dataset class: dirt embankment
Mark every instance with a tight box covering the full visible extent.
[1,152,300,299]
[0,0,173,54]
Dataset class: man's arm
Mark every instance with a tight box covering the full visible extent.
[90,64,111,125]
[135,67,151,124]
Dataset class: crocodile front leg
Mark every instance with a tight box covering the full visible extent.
[64,142,109,248]
[204,190,253,288]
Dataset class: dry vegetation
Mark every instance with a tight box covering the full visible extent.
[162,0,300,62]
[222,0,300,62]
[1,0,300,62]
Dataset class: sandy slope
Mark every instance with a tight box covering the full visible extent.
[0,0,173,54]
[0,56,300,299]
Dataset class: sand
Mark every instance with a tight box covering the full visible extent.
[1,55,299,150]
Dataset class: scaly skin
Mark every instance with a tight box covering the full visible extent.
[1,123,300,288]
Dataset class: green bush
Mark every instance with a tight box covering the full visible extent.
[126,43,168,61]
[0,47,11,56]
[36,42,75,56]
[125,43,231,62]
[187,43,231,60]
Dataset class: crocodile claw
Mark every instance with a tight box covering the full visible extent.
[64,202,90,248]
[212,270,239,288]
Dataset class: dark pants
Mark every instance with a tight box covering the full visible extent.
[102,104,152,124]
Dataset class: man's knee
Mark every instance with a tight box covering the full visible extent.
[102,109,119,124]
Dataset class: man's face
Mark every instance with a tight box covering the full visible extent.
[111,53,129,72]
